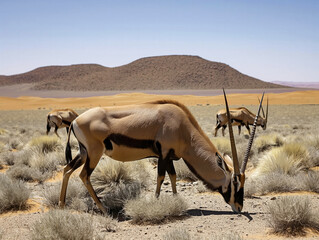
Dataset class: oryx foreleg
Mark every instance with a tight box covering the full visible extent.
[155,149,176,197]
[222,125,227,136]
[245,125,251,135]
[167,159,177,194]
[238,125,242,135]
[54,125,60,138]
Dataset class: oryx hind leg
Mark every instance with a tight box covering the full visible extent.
[238,125,241,135]
[59,151,86,208]
[78,142,107,214]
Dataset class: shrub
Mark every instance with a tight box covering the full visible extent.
[90,158,151,211]
[29,135,62,154]
[6,164,52,182]
[297,171,319,193]
[124,194,188,224]
[254,134,283,153]
[246,170,319,197]
[42,180,93,212]
[0,173,30,213]
[101,180,141,211]
[29,151,59,174]
[91,158,151,193]
[252,144,308,177]
[267,196,319,236]
[163,228,191,240]
[245,172,296,197]
[0,152,15,166]
[31,209,116,240]
[212,137,231,156]
[6,137,23,151]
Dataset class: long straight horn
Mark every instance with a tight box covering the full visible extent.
[223,88,240,176]
[265,97,269,124]
[241,92,265,174]
[258,97,266,118]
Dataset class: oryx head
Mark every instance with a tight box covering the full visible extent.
[219,89,265,212]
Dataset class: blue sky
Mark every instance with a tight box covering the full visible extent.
[1,0,318,82]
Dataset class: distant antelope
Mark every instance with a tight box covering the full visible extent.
[214,99,268,137]
[46,109,78,137]
[59,91,264,214]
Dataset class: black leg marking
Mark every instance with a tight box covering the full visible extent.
[103,138,113,151]
[46,123,51,134]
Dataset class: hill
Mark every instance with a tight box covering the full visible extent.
[0,55,283,90]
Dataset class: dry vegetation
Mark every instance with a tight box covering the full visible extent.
[0,104,319,239]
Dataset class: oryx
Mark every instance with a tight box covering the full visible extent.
[59,91,265,214]
[214,99,268,137]
[46,109,78,137]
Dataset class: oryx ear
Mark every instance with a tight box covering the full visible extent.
[223,154,234,172]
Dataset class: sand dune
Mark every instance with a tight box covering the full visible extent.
[0,90,318,110]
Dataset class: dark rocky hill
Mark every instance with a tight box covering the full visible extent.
[0,55,283,90]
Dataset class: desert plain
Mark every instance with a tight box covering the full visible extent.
[0,89,319,240]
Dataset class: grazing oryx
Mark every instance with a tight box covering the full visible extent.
[46,109,78,137]
[59,91,265,214]
[214,99,268,137]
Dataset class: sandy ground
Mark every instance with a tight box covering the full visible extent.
[0,88,319,110]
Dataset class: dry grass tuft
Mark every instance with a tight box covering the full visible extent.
[212,137,231,156]
[252,143,310,177]
[0,173,30,213]
[29,135,62,154]
[101,181,141,211]
[267,196,319,236]
[31,209,116,240]
[163,228,191,240]
[42,180,93,212]
[124,194,188,224]
[91,158,151,210]
[245,172,295,197]
[254,134,283,153]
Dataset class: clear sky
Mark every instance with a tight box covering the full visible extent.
[1,0,318,82]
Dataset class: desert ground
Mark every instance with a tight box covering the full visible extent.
[0,89,319,240]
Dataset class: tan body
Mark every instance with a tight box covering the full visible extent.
[46,109,78,137]
[214,107,267,137]
[59,100,244,214]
